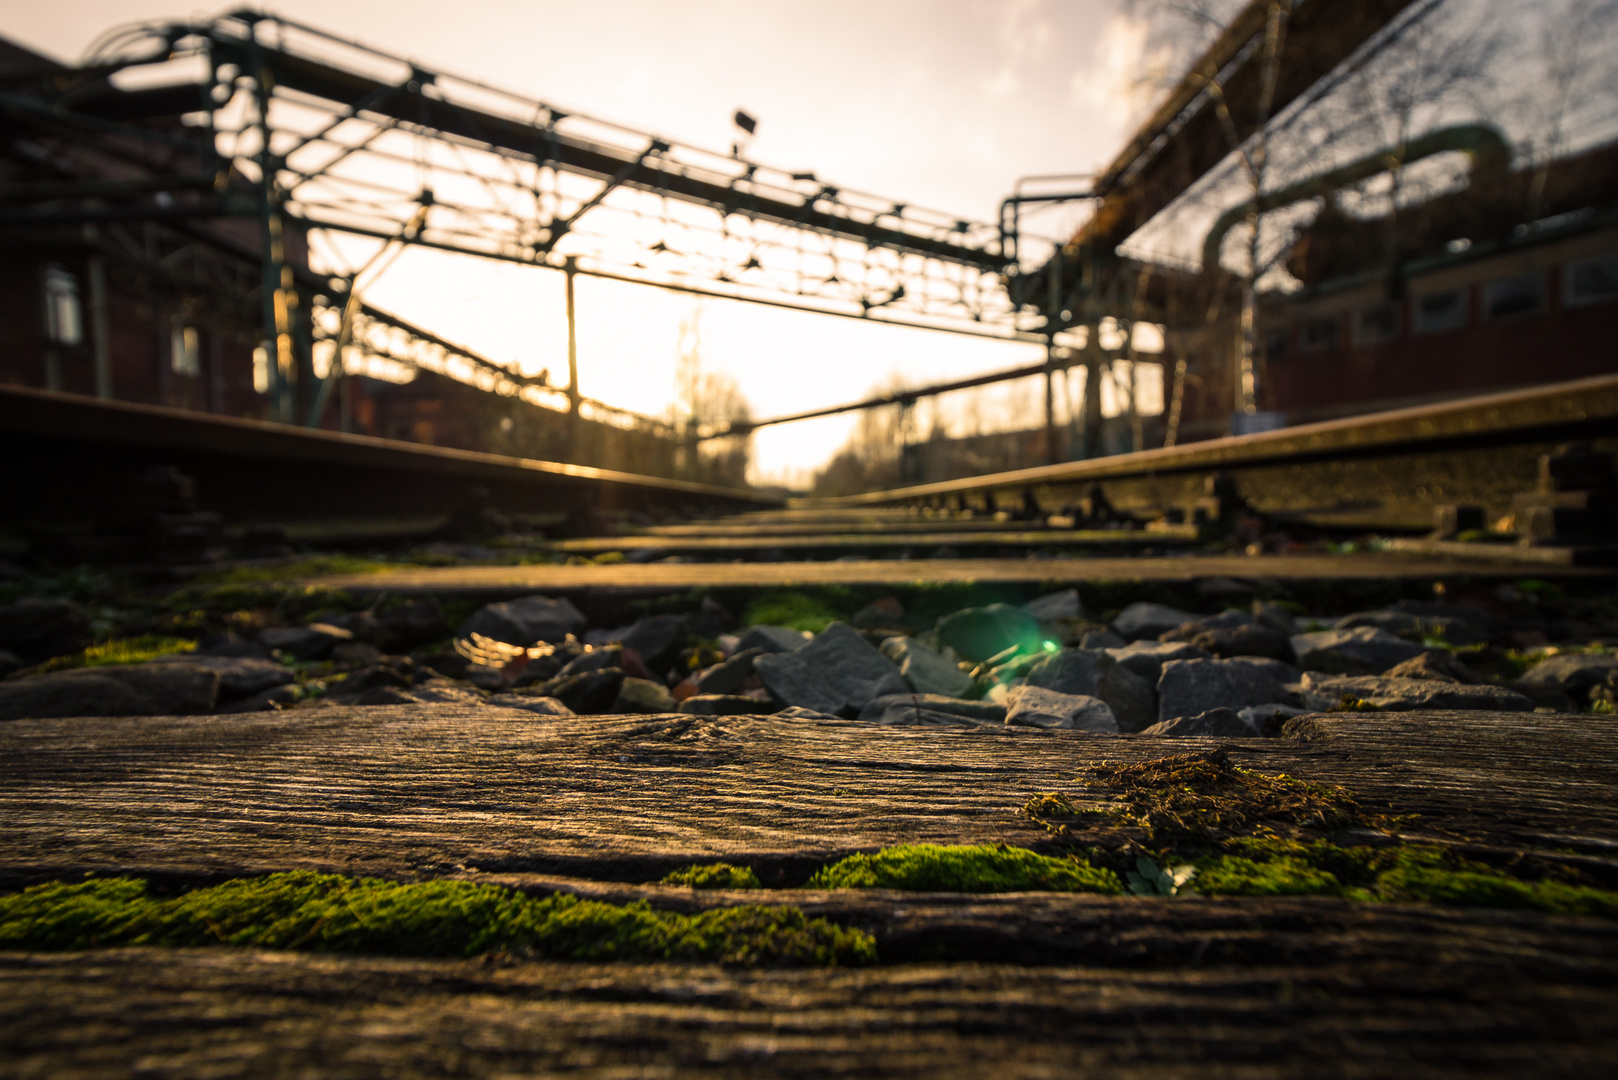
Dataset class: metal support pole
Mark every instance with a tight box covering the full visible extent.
[87,255,111,400]
[252,34,295,423]
[1043,352,1057,466]
[1082,325,1104,460]
[564,256,580,411]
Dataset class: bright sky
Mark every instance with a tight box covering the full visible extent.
[5,0,1165,486]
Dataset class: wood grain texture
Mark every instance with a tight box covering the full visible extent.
[2,707,1615,883]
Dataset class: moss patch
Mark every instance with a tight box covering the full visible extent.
[808,844,1122,894]
[29,635,196,674]
[198,556,403,585]
[0,873,873,967]
[660,863,761,889]
[1087,749,1400,845]
[1193,838,1618,916]
[741,590,847,633]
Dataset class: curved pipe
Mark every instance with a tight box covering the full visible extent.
[1201,123,1511,272]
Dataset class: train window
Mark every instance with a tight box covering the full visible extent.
[1566,253,1618,307]
[1413,288,1466,334]
[1483,271,1544,319]
[1300,316,1339,352]
[43,265,84,346]
[1354,304,1399,344]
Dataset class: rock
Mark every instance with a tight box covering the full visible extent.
[1517,653,1618,701]
[1250,601,1298,635]
[613,677,678,713]
[259,623,353,661]
[0,663,219,720]
[1290,627,1426,676]
[1384,650,1482,683]
[933,604,1044,663]
[529,668,626,714]
[1023,648,1155,733]
[695,648,765,696]
[1024,589,1084,621]
[0,650,21,678]
[1111,602,1197,642]
[858,693,1006,726]
[329,641,384,667]
[677,694,770,716]
[150,654,293,699]
[1222,655,1301,684]
[1105,641,1212,684]
[878,637,974,698]
[1078,629,1128,650]
[194,632,274,659]
[1155,658,1288,724]
[220,684,300,713]
[1160,611,1295,662]
[1334,608,1489,647]
[557,647,622,679]
[327,659,422,700]
[737,625,811,654]
[463,665,511,691]
[398,679,486,705]
[1506,680,1577,712]
[0,598,93,664]
[486,694,574,716]
[773,706,841,721]
[753,623,907,717]
[1298,673,1534,712]
[618,615,690,672]
[1238,702,1308,735]
[1141,708,1254,737]
[456,595,586,648]
[362,598,449,652]
[852,597,914,631]
[1004,686,1119,732]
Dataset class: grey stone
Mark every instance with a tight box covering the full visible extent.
[0,663,219,721]
[0,649,21,679]
[858,693,1005,724]
[530,667,626,714]
[0,598,93,665]
[330,642,384,667]
[1024,589,1084,621]
[1105,641,1212,684]
[220,684,300,713]
[1333,610,1425,639]
[934,604,1044,663]
[398,679,487,705]
[1156,658,1288,724]
[1384,650,1482,684]
[754,622,907,716]
[879,636,974,698]
[737,625,811,654]
[1298,673,1535,712]
[1004,685,1119,732]
[1291,627,1427,675]
[557,647,622,679]
[259,623,353,661]
[774,706,841,722]
[486,693,574,716]
[1160,611,1295,661]
[1337,607,1490,647]
[619,614,690,670]
[613,677,678,713]
[678,694,769,716]
[333,599,447,652]
[1141,708,1254,737]
[1238,702,1308,735]
[1023,648,1154,732]
[456,595,586,648]
[1250,601,1298,635]
[463,665,510,691]
[1023,648,1104,695]
[1078,629,1128,650]
[695,648,764,695]
[1223,655,1302,684]
[1112,602,1198,641]
[1518,653,1618,697]
[851,597,915,631]
[151,654,293,698]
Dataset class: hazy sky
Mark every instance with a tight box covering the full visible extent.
[5,1,1161,484]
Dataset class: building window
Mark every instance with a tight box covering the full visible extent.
[1484,271,1544,319]
[1413,288,1466,334]
[170,322,200,377]
[1263,328,1289,362]
[1300,316,1340,352]
[1566,253,1618,307]
[1354,304,1399,344]
[43,265,84,346]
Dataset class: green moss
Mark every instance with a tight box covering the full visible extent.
[807,844,1122,894]
[0,873,873,967]
[660,863,761,889]
[164,583,360,620]
[199,556,402,585]
[1192,838,1618,915]
[741,590,846,633]
[29,635,196,674]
